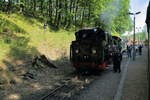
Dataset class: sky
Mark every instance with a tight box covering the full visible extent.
[130,0,149,29]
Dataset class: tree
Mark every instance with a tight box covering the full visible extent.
[0,0,132,33]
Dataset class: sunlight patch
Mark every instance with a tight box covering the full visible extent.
[7,94,21,100]
[31,83,44,91]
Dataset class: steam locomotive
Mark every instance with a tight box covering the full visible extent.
[70,27,121,72]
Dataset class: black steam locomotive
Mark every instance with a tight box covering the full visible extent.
[70,27,115,72]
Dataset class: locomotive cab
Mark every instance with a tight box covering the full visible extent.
[70,28,111,72]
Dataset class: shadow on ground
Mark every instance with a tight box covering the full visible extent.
[0,33,74,100]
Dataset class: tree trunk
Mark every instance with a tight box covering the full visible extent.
[72,0,76,24]
[16,0,19,3]
[70,0,73,13]
[81,4,86,28]
[88,1,91,23]
[48,0,53,24]
[64,0,68,26]
[66,0,73,28]
[40,0,44,14]
[7,0,11,12]
[74,0,79,27]
[54,0,58,26]
[33,0,36,11]
[57,0,62,26]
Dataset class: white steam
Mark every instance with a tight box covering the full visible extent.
[100,0,123,32]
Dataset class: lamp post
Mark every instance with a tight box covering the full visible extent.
[129,11,141,61]
[136,27,142,45]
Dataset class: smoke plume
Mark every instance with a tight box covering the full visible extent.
[100,0,123,32]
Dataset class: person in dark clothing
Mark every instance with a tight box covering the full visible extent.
[44,23,47,31]
[138,45,143,55]
[113,50,122,73]
[127,45,132,58]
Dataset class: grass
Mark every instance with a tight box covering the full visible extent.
[0,12,75,99]
[0,12,75,65]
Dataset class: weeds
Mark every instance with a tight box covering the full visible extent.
[0,12,75,64]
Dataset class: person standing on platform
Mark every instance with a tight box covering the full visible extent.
[138,45,143,55]
[113,49,122,73]
[127,45,132,58]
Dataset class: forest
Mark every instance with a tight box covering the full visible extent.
[0,0,132,34]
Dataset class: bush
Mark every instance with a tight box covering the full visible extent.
[4,38,11,44]
[3,27,10,33]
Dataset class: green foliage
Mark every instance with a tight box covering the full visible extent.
[0,0,132,35]
[0,18,26,33]
[0,0,133,62]
[135,32,147,40]
[123,31,147,41]
[0,12,75,62]
[0,12,27,33]
[8,36,39,60]
[97,0,132,34]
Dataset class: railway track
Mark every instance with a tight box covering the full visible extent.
[39,65,113,100]
[39,84,75,100]
[39,73,98,100]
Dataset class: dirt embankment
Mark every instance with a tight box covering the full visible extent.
[0,49,75,100]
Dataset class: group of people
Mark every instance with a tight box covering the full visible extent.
[127,44,143,58]
[111,44,143,73]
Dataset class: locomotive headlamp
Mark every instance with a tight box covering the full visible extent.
[75,49,79,54]
[92,49,97,54]
[94,28,97,32]
[82,34,87,38]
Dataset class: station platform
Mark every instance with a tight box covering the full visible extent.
[121,48,149,100]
